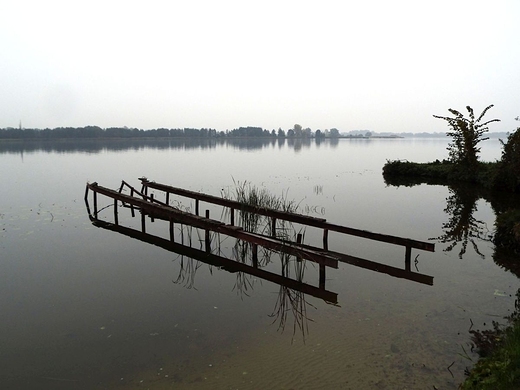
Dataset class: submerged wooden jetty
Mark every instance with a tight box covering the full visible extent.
[84,178,435,302]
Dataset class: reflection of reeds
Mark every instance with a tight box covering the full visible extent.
[269,252,315,343]
[173,254,201,289]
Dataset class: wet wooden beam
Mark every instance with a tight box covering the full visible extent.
[296,241,433,286]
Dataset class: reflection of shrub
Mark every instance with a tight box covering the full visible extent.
[494,127,520,193]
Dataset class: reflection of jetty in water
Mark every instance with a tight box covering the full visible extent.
[85,178,434,337]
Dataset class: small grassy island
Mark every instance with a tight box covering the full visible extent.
[383,105,520,389]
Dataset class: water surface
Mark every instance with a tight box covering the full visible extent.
[0,138,517,389]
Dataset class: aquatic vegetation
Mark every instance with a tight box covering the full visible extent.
[461,289,520,389]
[222,178,302,240]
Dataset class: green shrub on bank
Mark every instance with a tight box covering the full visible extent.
[494,209,520,253]
[382,159,498,187]
[494,127,520,193]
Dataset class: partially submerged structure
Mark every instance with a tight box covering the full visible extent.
[84,178,435,308]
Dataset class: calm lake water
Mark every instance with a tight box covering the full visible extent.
[1,137,518,389]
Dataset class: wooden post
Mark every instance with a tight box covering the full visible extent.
[271,218,277,238]
[252,244,258,267]
[405,246,412,271]
[230,208,234,226]
[130,188,135,217]
[323,229,329,250]
[166,192,170,206]
[150,193,154,222]
[113,199,118,225]
[93,191,98,217]
[195,199,199,216]
[169,219,174,242]
[141,212,146,233]
[296,233,303,262]
[205,210,210,252]
[319,264,326,289]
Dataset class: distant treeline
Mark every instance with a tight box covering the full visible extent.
[0,126,341,140]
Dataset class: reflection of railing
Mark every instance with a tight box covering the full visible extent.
[84,179,434,286]
[87,217,337,303]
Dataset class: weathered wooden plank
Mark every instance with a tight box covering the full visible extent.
[295,242,433,286]
[140,179,328,225]
[140,178,434,252]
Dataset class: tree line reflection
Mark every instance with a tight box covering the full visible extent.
[0,137,340,155]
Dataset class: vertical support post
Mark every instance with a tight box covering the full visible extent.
[130,188,135,217]
[169,219,174,242]
[150,193,154,222]
[113,199,118,225]
[166,192,170,206]
[323,229,329,250]
[141,211,146,233]
[252,244,258,267]
[205,210,210,252]
[405,246,412,271]
[319,264,326,289]
[93,191,98,218]
[296,233,303,262]
[195,199,199,216]
[230,208,234,226]
[271,218,277,238]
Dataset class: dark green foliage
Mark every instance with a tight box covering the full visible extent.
[494,127,520,193]
[494,209,520,253]
[382,159,499,186]
[433,105,500,178]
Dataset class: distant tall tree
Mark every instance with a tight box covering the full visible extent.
[433,105,500,176]
[329,128,340,138]
[494,120,520,193]
[293,124,303,137]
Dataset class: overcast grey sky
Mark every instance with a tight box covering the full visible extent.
[1,0,519,133]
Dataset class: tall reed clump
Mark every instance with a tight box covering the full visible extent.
[226,179,300,239]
